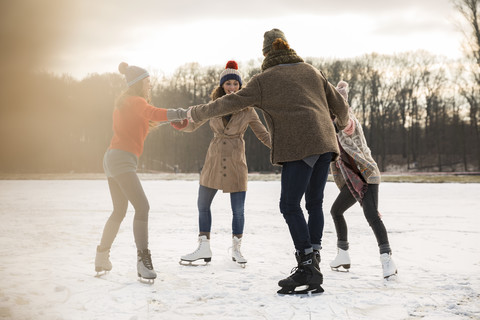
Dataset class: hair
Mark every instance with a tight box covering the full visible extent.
[210,86,226,101]
[115,78,149,109]
[210,81,243,101]
[272,38,290,51]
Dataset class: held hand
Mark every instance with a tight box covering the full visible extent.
[186,107,194,123]
[343,118,356,135]
[170,119,188,130]
[166,108,188,122]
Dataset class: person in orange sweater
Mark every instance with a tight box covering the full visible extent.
[95,62,188,281]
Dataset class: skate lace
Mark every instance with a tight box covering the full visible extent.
[289,265,305,275]
[191,238,203,254]
[140,250,153,270]
[231,239,244,258]
[233,247,244,258]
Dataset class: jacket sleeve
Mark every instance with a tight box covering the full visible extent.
[190,77,261,123]
[136,97,168,122]
[323,78,349,131]
[178,119,208,133]
[247,108,271,148]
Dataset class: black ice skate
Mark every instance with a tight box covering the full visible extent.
[277,252,324,295]
[137,249,156,284]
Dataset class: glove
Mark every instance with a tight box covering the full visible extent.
[343,118,356,135]
[170,119,188,130]
[336,81,349,101]
[187,107,194,123]
[167,108,188,121]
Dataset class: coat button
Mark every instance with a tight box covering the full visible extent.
[223,141,226,144]
[223,174,226,177]
[223,166,226,169]
[223,158,226,161]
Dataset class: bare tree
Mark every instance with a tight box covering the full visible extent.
[453,0,480,169]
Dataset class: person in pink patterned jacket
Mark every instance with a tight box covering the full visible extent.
[329,81,398,280]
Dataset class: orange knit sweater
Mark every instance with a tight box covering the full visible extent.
[109,96,168,157]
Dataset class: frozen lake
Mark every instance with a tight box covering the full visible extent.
[0,179,479,319]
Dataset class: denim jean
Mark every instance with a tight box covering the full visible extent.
[280,152,333,253]
[197,185,246,235]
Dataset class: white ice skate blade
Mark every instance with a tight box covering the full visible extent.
[94,271,109,277]
[384,273,398,282]
[137,277,155,284]
[179,260,210,267]
[330,266,350,272]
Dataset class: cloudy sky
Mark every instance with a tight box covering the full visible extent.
[8,0,467,79]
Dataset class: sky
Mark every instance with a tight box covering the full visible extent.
[2,0,468,80]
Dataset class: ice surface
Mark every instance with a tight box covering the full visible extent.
[0,179,478,319]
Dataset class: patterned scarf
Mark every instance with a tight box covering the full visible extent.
[261,49,304,71]
[336,138,369,204]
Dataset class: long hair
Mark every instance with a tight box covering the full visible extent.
[114,79,158,130]
[210,82,243,101]
[115,80,149,109]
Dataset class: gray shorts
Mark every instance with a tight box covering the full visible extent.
[103,149,138,178]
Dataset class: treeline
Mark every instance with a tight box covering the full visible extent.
[1,51,479,174]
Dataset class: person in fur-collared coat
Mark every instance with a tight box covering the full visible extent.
[172,61,271,267]
[329,81,397,280]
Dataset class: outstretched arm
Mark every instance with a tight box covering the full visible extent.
[189,77,261,123]
[325,78,350,131]
[335,81,355,135]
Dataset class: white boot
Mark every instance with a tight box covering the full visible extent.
[232,236,247,266]
[330,248,351,271]
[137,249,157,281]
[180,235,212,264]
[95,246,112,274]
[380,253,397,279]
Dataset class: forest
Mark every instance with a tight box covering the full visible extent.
[0,1,479,174]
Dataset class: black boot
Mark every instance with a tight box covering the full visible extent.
[277,252,324,295]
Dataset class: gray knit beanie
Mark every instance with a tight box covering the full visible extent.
[118,62,149,87]
[262,28,287,55]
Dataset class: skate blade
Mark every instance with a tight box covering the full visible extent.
[384,272,398,281]
[94,271,109,277]
[232,257,247,268]
[277,285,324,296]
[330,266,350,272]
[137,277,155,284]
[179,259,210,266]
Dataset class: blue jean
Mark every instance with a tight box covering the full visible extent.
[197,185,246,235]
[280,153,333,253]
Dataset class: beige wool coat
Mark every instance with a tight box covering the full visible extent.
[189,62,350,165]
[181,107,271,193]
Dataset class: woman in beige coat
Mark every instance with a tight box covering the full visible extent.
[174,61,271,267]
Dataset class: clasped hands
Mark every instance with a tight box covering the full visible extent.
[166,106,194,130]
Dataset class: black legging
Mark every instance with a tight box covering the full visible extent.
[330,184,391,254]
[99,171,150,251]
